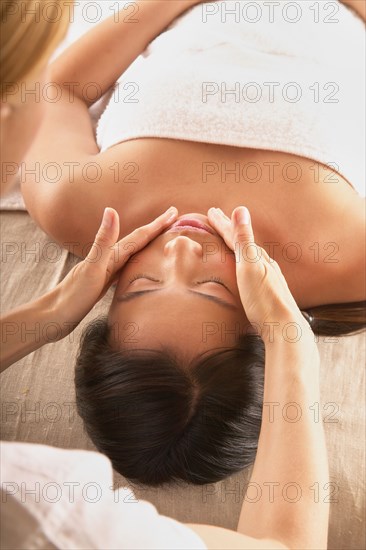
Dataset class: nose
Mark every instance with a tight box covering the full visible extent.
[164,235,202,258]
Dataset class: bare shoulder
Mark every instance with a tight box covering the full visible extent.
[186,524,289,550]
[20,91,117,255]
[20,93,99,237]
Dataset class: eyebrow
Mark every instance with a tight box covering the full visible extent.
[116,289,238,310]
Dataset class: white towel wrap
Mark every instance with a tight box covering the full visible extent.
[96,0,365,197]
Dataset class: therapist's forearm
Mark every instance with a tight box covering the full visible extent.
[237,336,329,550]
[0,290,64,372]
[51,0,196,105]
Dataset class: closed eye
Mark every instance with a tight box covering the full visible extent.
[128,274,231,293]
[196,277,231,292]
[128,273,161,284]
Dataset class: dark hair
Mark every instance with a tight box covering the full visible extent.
[301,301,366,337]
[75,318,264,486]
[75,302,365,486]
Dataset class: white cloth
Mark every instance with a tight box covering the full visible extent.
[0,441,206,550]
[97,0,365,197]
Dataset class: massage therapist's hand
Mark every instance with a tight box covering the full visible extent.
[0,207,178,371]
[52,206,178,337]
[208,206,314,344]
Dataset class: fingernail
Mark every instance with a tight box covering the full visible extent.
[102,207,114,229]
[165,206,177,221]
[235,207,250,225]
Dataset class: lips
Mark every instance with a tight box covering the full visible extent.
[168,218,215,235]
[169,216,215,235]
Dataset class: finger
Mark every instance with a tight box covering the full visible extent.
[207,208,234,251]
[111,206,178,269]
[232,206,255,244]
[85,208,120,271]
[232,207,261,264]
[208,207,231,224]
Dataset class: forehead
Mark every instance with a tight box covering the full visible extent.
[108,289,248,354]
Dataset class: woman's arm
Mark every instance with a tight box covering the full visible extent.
[21,1,206,231]
[52,0,200,106]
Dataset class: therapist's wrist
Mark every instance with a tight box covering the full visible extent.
[263,324,320,387]
[260,308,316,345]
[30,283,83,345]
[0,288,69,371]
[260,310,320,374]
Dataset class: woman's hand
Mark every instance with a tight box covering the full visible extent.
[208,206,314,344]
[52,206,178,337]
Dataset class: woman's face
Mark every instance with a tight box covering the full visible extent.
[109,213,251,360]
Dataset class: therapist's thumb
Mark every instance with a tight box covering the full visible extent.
[232,206,255,255]
[85,208,120,269]
[232,206,264,282]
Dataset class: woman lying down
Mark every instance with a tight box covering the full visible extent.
[20,0,365,492]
